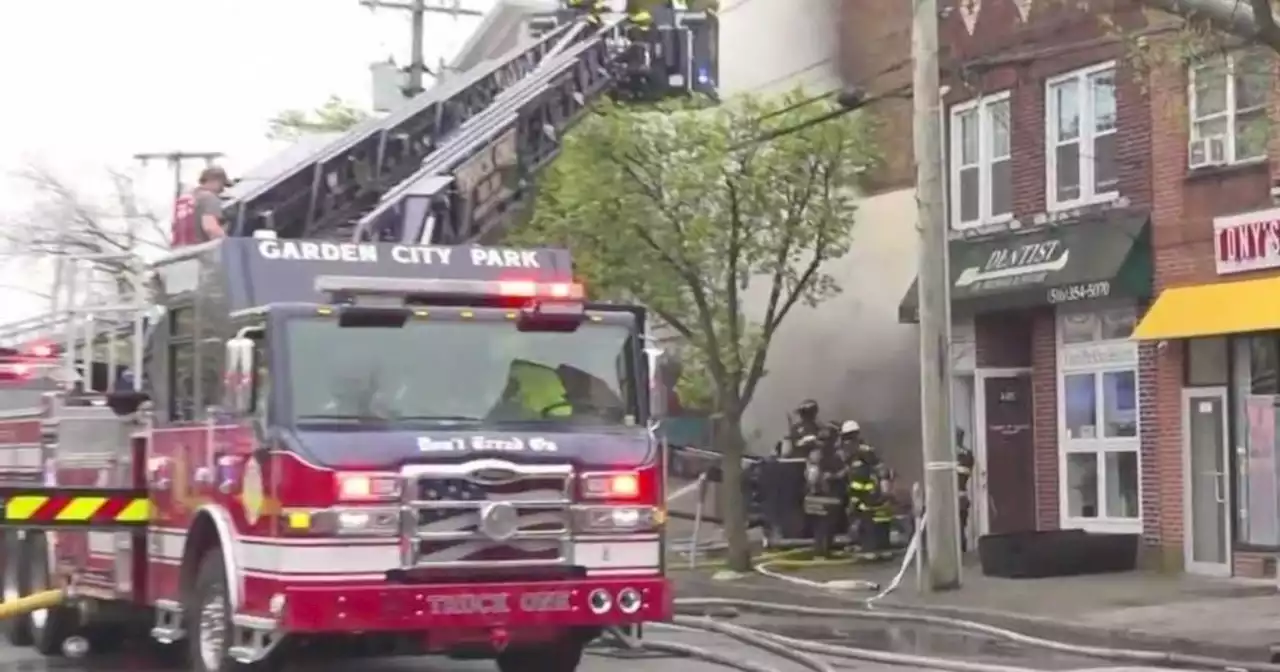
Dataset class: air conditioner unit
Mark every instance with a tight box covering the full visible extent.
[1189,135,1228,168]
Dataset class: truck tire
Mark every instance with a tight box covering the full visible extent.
[495,640,584,672]
[19,533,77,656]
[186,550,276,672]
[2,532,33,646]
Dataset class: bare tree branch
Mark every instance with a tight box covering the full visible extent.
[1,163,170,312]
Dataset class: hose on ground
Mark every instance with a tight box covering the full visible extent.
[670,615,835,672]
[673,597,1280,672]
[0,589,64,620]
[656,620,1041,672]
[603,626,778,672]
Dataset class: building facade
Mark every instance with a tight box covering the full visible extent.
[899,0,1156,546]
[1130,33,1279,576]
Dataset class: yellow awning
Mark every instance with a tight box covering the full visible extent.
[1133,275,1280,340]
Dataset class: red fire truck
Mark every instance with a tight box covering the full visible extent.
[0,3,717,670]
[0,235,668,672]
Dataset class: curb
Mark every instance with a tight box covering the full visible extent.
[672,573,1279,663]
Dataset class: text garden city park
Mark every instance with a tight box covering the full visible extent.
[255,240,546,269]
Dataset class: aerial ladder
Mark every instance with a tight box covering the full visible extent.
[222,1,716,245]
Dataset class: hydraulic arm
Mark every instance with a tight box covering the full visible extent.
[221,3,717,244]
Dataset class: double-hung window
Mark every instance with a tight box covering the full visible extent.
[1046,62,1118,210]
[949,92,1011,230]
[1189,48,1271,167]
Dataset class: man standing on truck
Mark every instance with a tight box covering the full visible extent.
[171,166,230,246]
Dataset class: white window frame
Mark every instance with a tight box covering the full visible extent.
[1188,49,1270,167]
[948,91,1012,230]
[1045,61,1119,212]
[1056,305,1142,533]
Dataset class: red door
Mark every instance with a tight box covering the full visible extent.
[982,373,1036,534]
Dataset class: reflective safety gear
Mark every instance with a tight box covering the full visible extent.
[510,361,571,418]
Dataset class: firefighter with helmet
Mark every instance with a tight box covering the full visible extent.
[801,419,846,557]
[782,398,824,457]
[842,420,894,560]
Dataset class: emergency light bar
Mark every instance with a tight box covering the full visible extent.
[314,275,584,304]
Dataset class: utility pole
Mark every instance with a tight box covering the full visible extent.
[912,0,961,591]
[359,0,483,98]
[132,151,223,202]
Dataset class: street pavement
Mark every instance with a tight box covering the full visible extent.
[0,623,1204,672]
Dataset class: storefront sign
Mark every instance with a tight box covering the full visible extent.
[1214,207,1280,275]
[1060,341,1137,369]
[1047,280,1111,304]
[954,240,1070,293]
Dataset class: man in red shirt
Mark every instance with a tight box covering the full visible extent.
[172,166,230,247]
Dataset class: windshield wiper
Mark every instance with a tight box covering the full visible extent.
[392,415,485,423]
[297,413,388,422]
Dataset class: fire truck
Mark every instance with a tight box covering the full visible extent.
[0,3,715,671]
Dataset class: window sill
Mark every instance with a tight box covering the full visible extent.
[1046,193,1121,214]
[1186,159,1268,183]
[1060,518,1141,534]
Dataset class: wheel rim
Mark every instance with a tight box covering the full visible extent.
[27,537,48,631]
[198,592,227,670]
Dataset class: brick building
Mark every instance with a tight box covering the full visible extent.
[1130,31,1279,576]
[887,0,1158,547]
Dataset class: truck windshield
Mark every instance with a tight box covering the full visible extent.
[284,316,641,427]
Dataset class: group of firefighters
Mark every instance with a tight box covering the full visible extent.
[778,399,899,559]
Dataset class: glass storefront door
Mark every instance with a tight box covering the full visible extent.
[1183,387,1231,575]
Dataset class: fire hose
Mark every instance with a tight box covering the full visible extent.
[0,589,65,620]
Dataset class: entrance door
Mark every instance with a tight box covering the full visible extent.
[977,371,1036,534]
[1183,387,1231,575]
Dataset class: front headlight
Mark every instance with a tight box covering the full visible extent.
[574,506,658,532]
[306,508,400,536]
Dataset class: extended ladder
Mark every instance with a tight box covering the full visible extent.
[222,2,717,244]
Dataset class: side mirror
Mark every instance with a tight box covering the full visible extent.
[225,337,255,414]
[644,344,668,420]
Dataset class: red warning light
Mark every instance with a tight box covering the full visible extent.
[28,344,54,358]
[496,280,584,300]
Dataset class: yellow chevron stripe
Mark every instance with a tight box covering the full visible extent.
[56,497,106,521]
[4,496,47,520]
[114,499,150,523]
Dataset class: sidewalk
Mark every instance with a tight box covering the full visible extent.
[671,559,1280,662]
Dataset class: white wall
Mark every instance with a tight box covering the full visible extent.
[717,0,841,95]
[737,189,922,478]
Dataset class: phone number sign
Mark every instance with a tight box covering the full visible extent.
[1047,280,1111,304]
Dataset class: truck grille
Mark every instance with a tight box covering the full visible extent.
[404,461,574,568]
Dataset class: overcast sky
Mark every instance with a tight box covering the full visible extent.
[0,0,490,320]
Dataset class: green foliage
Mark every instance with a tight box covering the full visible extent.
[267,96,370,141]
[508,91,877,433]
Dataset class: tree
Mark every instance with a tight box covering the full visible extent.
[2,164,169,293]
[507,93,878,570]
[0,164,168,368]
[267,95,370,141]
[1138,0,1280,52]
